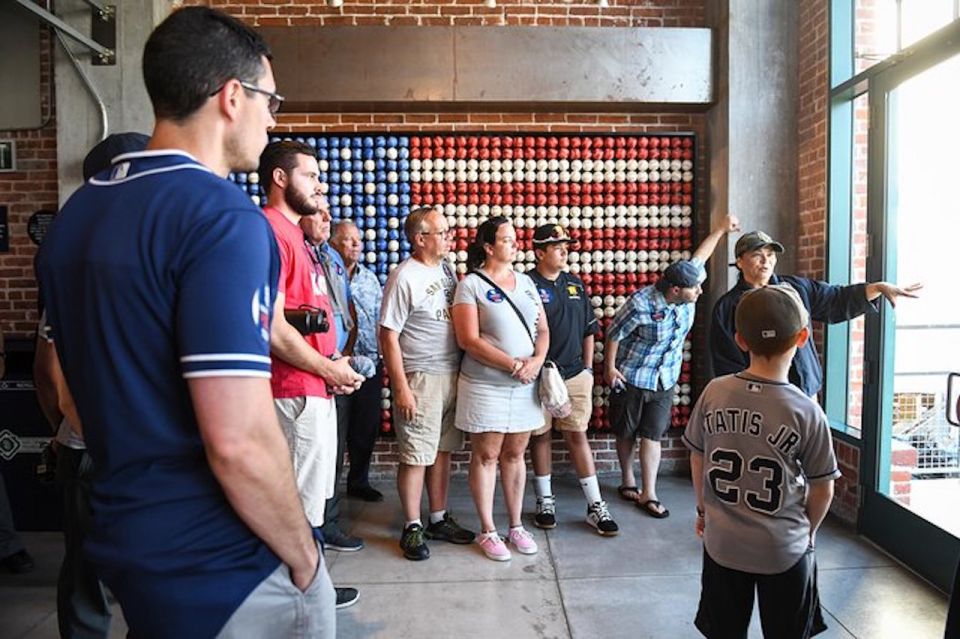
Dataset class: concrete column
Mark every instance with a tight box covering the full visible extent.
[705,0,799,372]
[53,0,174,203]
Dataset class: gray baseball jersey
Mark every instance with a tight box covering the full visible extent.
[683,373,841,574]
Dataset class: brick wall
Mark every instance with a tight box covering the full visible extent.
[190,0,706,28]
[8,1,708,477]
[0,24,55,337]
[227,0,711,477]
[269,110,709,478]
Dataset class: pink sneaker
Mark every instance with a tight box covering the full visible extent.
[507,526,538,555]
[477,531,511,562]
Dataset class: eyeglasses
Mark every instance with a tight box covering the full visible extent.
[419,229,452,238]
[239,81,284,115]
[210,80,285,115]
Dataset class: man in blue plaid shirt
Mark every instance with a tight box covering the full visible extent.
[604,214,739,519]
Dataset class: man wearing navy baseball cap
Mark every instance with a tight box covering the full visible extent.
[605,214,740,519]
[527,223,619,538]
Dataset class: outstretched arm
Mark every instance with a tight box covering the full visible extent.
[865,282,922,308]
[692,214,741,263]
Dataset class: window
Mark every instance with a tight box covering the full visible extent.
[826,1,960,436]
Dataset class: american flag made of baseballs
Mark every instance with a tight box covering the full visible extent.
[232,132,697,430]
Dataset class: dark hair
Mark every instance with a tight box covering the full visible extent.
[258,140,316,197]
[654,275,673,294]
[143,7,272,121]
[466,216,510,271]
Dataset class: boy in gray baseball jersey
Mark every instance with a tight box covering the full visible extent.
[683,284,840,638]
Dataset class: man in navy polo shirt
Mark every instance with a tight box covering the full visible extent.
[37,8,334,638]
[527,224,619,537]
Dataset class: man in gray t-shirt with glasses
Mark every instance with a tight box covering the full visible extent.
[380,206,476,561]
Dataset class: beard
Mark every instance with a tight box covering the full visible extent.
[284,183,321,218]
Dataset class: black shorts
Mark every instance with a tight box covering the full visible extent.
[695,548,828,639]
[608,383,674,441]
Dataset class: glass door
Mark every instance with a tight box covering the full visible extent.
[859,49,960,591]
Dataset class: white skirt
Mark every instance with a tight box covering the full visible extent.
[455,374,545,434]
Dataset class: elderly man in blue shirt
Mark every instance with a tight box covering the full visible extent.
[330,219,385,502]
[605,214,739,519]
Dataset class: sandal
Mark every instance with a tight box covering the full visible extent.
[637,499,670,519]
[617,485,641,502]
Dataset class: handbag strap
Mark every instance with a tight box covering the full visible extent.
[471,270,536,348]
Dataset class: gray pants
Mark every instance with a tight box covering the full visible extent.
[216,549,336,639]
[57,447,112,639]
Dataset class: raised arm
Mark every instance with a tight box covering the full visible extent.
[189,376,319,591]
[692,214,741,263]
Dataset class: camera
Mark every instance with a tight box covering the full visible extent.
[285,305,330,336]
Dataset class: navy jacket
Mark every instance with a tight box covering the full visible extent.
[709,274,879,396]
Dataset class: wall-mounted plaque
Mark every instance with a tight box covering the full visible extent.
[27,209,56,246]
[0,206,8,252]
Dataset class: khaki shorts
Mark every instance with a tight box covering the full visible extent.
[533,369,595,437]
[393,370,463,466]
[275,396,338,528]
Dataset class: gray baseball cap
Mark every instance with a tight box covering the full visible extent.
[735,284,809,345]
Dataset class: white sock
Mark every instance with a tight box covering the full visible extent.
[534,474,553,498]
[405,519,422,528]
[428,510,446,525]
[579,475,602,504]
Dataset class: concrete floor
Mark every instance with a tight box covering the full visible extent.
[1,474,949,638]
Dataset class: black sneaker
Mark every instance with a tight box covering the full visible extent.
[325,530,365,552]
[586,500,619,536]
[1,549,34,574]
[347,485,384,502]
[400,523,430,560]
[534,496,557,529]
[335,587,360,609]
[424,513,476,544]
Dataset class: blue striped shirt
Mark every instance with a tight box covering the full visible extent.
[607,258,704,391]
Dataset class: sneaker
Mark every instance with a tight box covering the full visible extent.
[399,523,430,561]
[0,549,34,574]
[335,587,360,609]
[325,530,365,552]
[425,513,476,545]
[347,485,384,502]
[534,495,557,529]
[586,500,619,537]
[477,531,511,562]
[507,527,538,555]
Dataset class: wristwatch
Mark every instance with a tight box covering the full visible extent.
[696,507,705,518]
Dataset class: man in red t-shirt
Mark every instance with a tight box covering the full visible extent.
[259,141,364,607]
